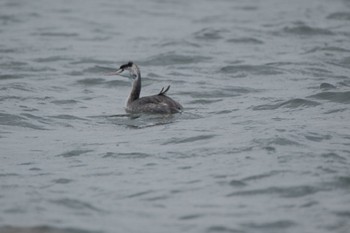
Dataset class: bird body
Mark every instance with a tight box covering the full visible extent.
[110,62,182,114]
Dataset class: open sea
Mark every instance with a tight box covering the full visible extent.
[1,0,350,232]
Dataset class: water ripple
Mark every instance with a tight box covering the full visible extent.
[50,114,87,121]
[308,91,350,104]
[282,21,334,36]
[140,52,211,66]
[162,134,216,145]
[178,214,203,220]
[206,226,243,233]
[227,37,263,44]
[34,56,72,63]
[56,150,93,157]
[252,98,321,110]
[0,113,48,130]
[327,12,350,21]
[52,178,73,184]
[102,152,151,159]
[0,226,102,233]
[193,28,227,40]
[227,185,323,198]
[305,46,350,54]
[50,198,105,213]
[305,132,332,142]
[183,86,257,99]
[241,220,296,231]
[241,170,289,182]
[35,32,79,37]
[321,153,346,162]
[51,99,80,105]
[0,74,23,80]
[220,64,283,76]
[0,14,22,24]
[320,83,336,90]
[125,190,154,199]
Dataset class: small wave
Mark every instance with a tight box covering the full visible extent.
[334,210,350,218]
[209,109,238,115]
[20,113,52,126]
[334,176,350,189]
[56,150,93,157]
[70,58,114,65]
[329,56,350,69]
[83,65,115,74]
[229,180,247,187]
[324,108,348,114]
[67,71,84,76]
[76,78,106,86]
[50,114,87,121]
[0,113,48,130]
[227,37,264,44]
[34,56,72,63]
[193,28,227,40]
[140,52,211,66]
[0,48,18,53]
[253,137,301,148]
[158,39,201,48]
[339,80,350,87]
[321,152,346,162]
[78,36,111,42]
[178,214,203,220]
[241,220,296,230]
[52,178,73,184]
[51,99,79,105]
[308,91,350,104]
[206,226,242,233]
[0,173,19,177]
[162,134,216,145]
[51,198,105,213]
[0,61,28,71]
[143,195,169,202]
[125,190,154,199]
[305,46,350,54]
[36,32,79,37]
[220,64,283,76]
[0,83,35,92]
[227,185,322,198]
[252,98,321,110]
[327,12,350,21]
[107,113,179,129]
[184,86,256,99]
[236,6,258,11]
[0,226,102,233]
[282,22,333,36]
[0,74,23,80]
[188,99,223,105]
[305,132,332,142]
[320,83,336,90]
[102,152,151,159]
[241,170,289,182]
[0,14,22,24]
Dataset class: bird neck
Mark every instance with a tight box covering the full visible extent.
[127,75,141,104]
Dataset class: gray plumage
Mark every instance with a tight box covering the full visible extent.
[113,62,182,114]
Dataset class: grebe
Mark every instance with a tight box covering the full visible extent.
[109,62,183,114]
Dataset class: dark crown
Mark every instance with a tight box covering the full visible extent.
[120,61,133,69]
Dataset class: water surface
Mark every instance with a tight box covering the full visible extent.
[1,0,350,233]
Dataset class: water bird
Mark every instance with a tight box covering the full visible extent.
[108,62,183,114]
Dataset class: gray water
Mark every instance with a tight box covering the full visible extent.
[1,0,350,232]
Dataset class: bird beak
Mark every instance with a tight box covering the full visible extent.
[105,68,130,78]
[105,68,124,76]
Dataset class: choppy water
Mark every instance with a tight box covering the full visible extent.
[1,0,350,232]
